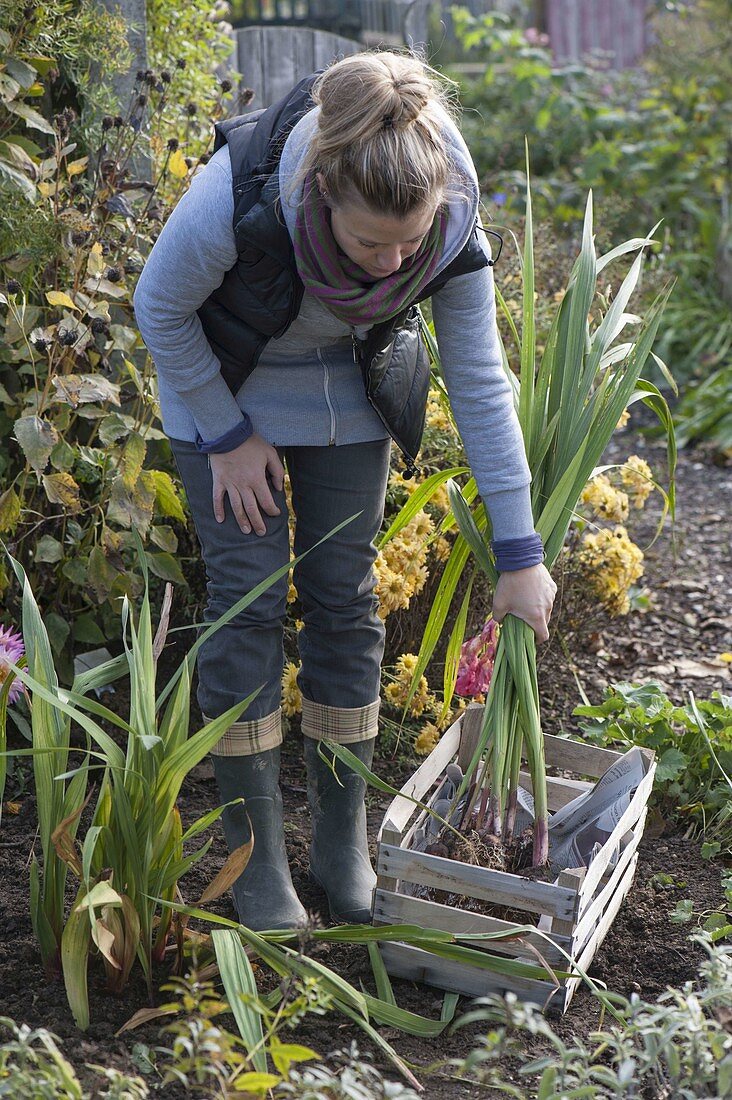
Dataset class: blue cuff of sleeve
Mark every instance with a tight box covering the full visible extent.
[194,417,254,455]
[492,533,544,573]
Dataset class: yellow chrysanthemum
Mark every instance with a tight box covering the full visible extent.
[414,722,441,756]
[616,409,630,430]
[580,525,644,615]
[374,516,432,618]
[396,653,419,678]
[430,484,450,513]
[425,390,455,434]
[620,455,653,509]
[580,475,629,523]
[281,661,302,717]
[433,535,452,561]
[385,657,431,718]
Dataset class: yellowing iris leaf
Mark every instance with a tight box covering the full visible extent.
[66,157,88,177]
[168,148,188,178]
[87,242,105,279]
[46,290,78,311]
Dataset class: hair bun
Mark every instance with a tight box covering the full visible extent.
[389,75,431,126]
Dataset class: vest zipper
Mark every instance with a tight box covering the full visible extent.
[318,349,336,446]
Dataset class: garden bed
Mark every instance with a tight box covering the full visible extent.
[0,437,729,1096]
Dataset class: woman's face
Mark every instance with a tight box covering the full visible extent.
[317,174,438,279]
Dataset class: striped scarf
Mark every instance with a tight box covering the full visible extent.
[293,173,447,326]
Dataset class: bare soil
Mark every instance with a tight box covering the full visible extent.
[0,432,730,1097]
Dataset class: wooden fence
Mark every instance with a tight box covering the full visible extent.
[434,0,652,70]
[546,0,653,69]
[233,25,361,109]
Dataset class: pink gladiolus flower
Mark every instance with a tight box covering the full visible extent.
[0,625,25,705]
[455,619,499,696]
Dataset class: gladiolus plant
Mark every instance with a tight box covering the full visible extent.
[385,160,676,866]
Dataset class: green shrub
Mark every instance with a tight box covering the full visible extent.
[448,2,732,412]
[575,683,732,855]
[450,935,732,1097]
[0,0,235,667]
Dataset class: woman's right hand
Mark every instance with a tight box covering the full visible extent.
[209,433,285,535]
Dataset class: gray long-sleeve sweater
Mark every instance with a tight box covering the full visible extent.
[133,106,534,541]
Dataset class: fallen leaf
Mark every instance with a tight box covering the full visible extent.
[674,658,730,679]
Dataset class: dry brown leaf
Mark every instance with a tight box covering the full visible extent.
[92,916,121,970]
[51,789,93,875]
[197,833,254,907]
[115,1004,178,1036]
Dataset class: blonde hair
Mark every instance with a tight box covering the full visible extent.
[301,51,457,217]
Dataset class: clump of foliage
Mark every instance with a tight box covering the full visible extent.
[8,546,291,1026]
[450,934,732,1098]
[575,683,732,855]
[449,1,732,439]
[0,0,236,667]
[0,1015,148,1098]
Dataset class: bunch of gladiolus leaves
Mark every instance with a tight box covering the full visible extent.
[383,158,676,867]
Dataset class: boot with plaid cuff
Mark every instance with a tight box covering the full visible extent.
[212,747,308,931]
[303,735,376,924]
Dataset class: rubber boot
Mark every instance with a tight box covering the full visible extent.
[211,747,308,930]
[304,736,376,924]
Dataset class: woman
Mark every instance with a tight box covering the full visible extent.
[133,51,556,931]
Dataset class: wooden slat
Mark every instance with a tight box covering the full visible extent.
[572,806,647,954]
[542,733,624,778]
[378,845,577,920]
[577,756,655,905]
[377,719,461,841]
[552,867,585,938]
[563,852,640,1010]
[373,888,568,965]
[378,941,561,1007]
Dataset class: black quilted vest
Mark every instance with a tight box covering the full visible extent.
[197,73,491,471]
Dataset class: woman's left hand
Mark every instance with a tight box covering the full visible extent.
[492,563,557,644]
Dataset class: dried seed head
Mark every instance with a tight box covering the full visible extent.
[91,317,109,335]
[185,102,196,116]
[220,78,232,92]
[58,328,78,346]
[33,334,49,351]
[113,115,124,128]
[104,267,122,283]
[160,69,172,84]
[175,58,186,69]
[167,137,179,152]
[102,115,114,131]
[137,93,147,107]
[135,70,145,82]
[6,279,21,295]
[199,152,211,165]
[70,231,88,246]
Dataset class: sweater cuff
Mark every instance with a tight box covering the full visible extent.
[491,533,544,573]
[195,416,254,454]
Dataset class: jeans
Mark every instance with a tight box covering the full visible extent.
[171,438,392,743]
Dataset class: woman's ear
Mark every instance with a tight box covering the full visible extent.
[315,171,330,203]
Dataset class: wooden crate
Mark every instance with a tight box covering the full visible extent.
[374,708,656,1012]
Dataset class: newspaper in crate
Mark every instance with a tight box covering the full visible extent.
[411,748,648,874]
